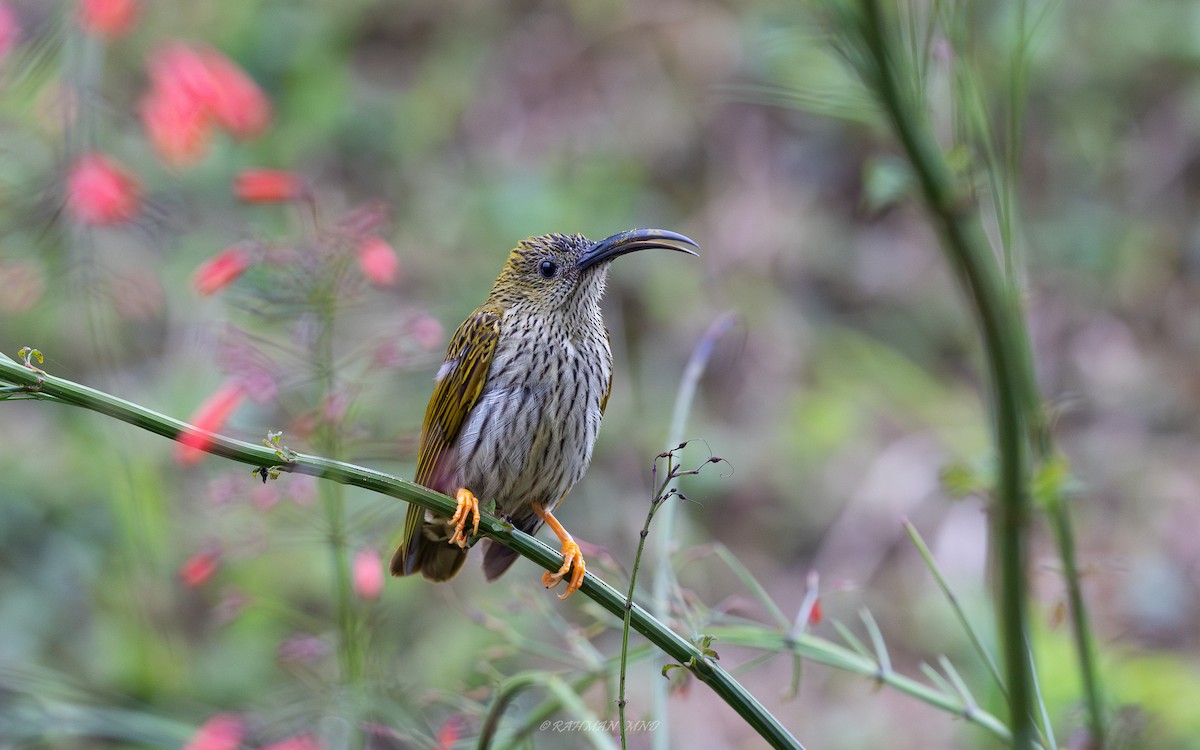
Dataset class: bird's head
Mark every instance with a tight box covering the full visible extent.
[488,229,698,314]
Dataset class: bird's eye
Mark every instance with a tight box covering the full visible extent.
[538,259,558,279]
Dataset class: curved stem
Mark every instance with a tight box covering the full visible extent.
[0,357,804,750]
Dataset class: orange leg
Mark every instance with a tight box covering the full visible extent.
[533,503,586,600]
[447,488,481,548]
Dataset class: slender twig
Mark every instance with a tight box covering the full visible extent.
[0,356,804,750]
[903,520,1006,697]
[618,454,675,748]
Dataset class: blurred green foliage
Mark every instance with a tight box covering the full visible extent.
[2,0,1200,748]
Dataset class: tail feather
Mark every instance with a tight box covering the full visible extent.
[481,540,520,580]
[390,523,468,582]
[480,510,544,581]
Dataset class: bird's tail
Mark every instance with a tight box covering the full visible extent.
[390,519,468,582]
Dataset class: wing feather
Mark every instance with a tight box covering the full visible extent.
[401,308,501,551]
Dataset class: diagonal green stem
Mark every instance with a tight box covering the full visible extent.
[0,357,804,750]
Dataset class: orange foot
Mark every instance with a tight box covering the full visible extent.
[448,488,480,548]
[534,504,586,600]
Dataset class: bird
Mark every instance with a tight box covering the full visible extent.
[390,229,698,599]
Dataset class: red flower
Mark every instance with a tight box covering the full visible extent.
[357,236,400,286]
[193,245,252,296]
[807,598,822,626]
[77,0,140,39]
[182,713,243,750]
[0,2,19,63]
[233,169,303,203]
[175,381,246,465]
[66,152,141,226]
[179,550,221,588]
[201,49,270,138]
[435,717,465,750]
[141,87,211,168]
[353,548,384,600]
[142,43,270,168]
[262,734,321,750]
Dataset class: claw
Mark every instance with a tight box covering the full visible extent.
[533,503,586,600]
[448,488,480,548]
[541,540,586,600]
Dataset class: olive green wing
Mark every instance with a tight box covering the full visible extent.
[399,308,501,558]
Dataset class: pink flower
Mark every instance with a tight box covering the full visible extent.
[142,43,270,168]
[77,0,140,39]
[410,314,444,351]
[200,49,270,138]
[261,734,322,750]
[0,2,19,63]
[182,713,243,750]
[141,88,211,169]
[66,152,141,226]
[193,245,252,296]
[233,169,303,203]
[179,550,221,588]
[357,236,400,286]
[435,717,465,750]
[175,381,246,465]
[353,548,384,600]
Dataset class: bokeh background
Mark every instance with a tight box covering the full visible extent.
[1,1,1199,748]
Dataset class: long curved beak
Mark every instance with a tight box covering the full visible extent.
[576,228,699,272]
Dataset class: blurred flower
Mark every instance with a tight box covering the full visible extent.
[182,713,243,750]
[353,548,384,600]
[0,260,44,313]
[77,0,140,38]
[288,474,317,506]
[321,391,348,424]
[251,482,280,511]
[808,598,823,626]
[357,236,400,286]
[434,717,465,750]
[277,634,328,664]
[214,586,249,624]
[262,734,321,750]
[179,550,221,588]
[0,2,18,63]
[410,314,445,351]
[142,43,270,168]
[193,245,252,295]
[141,85,211,168]
[66,152,141,226]
[175,380,246,465]
[234,169,303,203]
[200,49,270,137]
[336,200,389,238]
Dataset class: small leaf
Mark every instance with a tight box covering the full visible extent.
[939,461,988,499]
[661,663,683,679]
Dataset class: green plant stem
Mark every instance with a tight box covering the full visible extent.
[712,625,1032,748]
[0,357,804,750]
[311,298,362,687]
[854,1,1034,747]
[903,521,1006,698]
